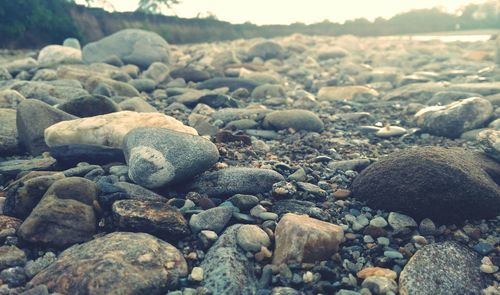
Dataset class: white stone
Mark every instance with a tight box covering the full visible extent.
[375,126,407,138]
[190,267,204,281]
[38,45,82,66]
[44,111,197,148]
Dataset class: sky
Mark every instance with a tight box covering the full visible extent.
[76,0,488,25]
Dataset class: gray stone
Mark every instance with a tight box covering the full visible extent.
[142,62,169,83]
[251,84,286,99]
[170,67,210,83]
[415,97,493,138]
[49,144,125,166]
[129,78,157,92]
[5,58,38,75]
[0,90,25,109]
[187,168,285,197]
[29,232,187,295]
[57,95,120,117]
[263,109,324,132]
[83,29,170,68]
[0,246,26,271]
[201,225,258,295]
[362,276,397,295]
[197,78,260,92]
[63,38,81,50]
[0,109,18,155]
[388,212,417,235]
[123,127,219,188]
[478,129,500,162]
[24,252,57,279]
[236,224,271,252]
[118,97,157,112]
[9,81,88,103]
[227,194,260,210]
[399,242,486,295]
[247,41,284,60]
[0,157,57,182]
[189,206,233,234]
[16,99,77,155]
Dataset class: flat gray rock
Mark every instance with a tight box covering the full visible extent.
[0,109,18,155]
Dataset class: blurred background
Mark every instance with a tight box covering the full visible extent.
[0,0,499,48]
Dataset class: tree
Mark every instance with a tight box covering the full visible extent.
[136,0,180,14]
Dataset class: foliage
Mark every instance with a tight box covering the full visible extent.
[136,0,180,14]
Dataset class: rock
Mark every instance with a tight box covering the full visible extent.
[197,78,260,92]
[212,108,271,124]
[123,127,218,188]
[0,109,18,155]
[369,216,387,228]
[227,194,260,210]
[85,76,140,97]
[5,58,38,75]
[118,97,157,112]
[0,266,27,287]
[351,147,500,223]
[29,232,188,295]
[38,45,81,66]
[387,212,417,235]
[362,276,398,295]
[82,29,170,68]
[9,81,89,103]
[318,86,379,101]
[4,172,65,219]
[357,267,397,280]
[129,78,156,92]
[251,84,286,99]
[63,38,81,50]
[247,41,284,60]
[263,110,324,132]
[375,126,407,138]
[0,157,57,182]
[189,206,233,234]
[317,47,349,60]
[236,224,271,252]
[0,246,26,271]
[201,225,258,295]
[0,90,25,109]
[415,97,493,138]
[198,94,238,108]
[273,213,344,265]
[16,100,77,155]
[49,144,125,166]
[190,267,204,282]
[399,241,486,295]
[187,168,285,197]
[18,177,97,247]
[142,62,169,83]
[170,67,210,82]
[426,91,480,106]
[273,199,330,221]
[24,252,57,279]
[328,159,372,172]
[418,218,436,235]
[112,199,190,240]
[44,111,197,148]
[478,129,500,162]
[57,95,120,117]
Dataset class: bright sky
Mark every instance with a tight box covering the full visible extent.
[77,0,488,25]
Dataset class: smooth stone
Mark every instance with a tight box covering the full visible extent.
[251,84,286,99]
[44,111,197,148]
[317,47,349,60]
[399,242,486,295]
[4,172,65,219]
[9,81,88,103]
[189,206,233,234]
[0,246,26,271]
[362,276,398,295]
[5,58,38,75]
[0,109,18,155]
[227,194,260,210]
[370,217,388,228]
[118,97,157,112]
[18,177,97,247]
[351,147,500,223]
[29,232,187,295]
[196,78,260,92]
[201,225,258,294]
[388,212,417,235]
[415,97,493,138]
[263,109,324,132]
[187,168,285,197]
[328,159,372,172]
[211,108,271,124]
[418,218,436,235]
[384,251,403,259]
[0,157,57,181]
[16,100,77,155]
[478,129,500,162]
[38,45,81,66]
[57,95,120,117]
[318,86,379,101]
[247,41,284,60]
[236,224,271,252]
[49,144,125,166]
[63,38,81,49]
[273,213,344,265]
[114,181,165,201]
[375,126,407,138]
[123,127,218,188]
[112,199,190,240]
[272,199,330,221]
[473,243,495,255]
[85,76,140,97]
[0,90,25,109]
[83,29,170,68]
[357,267,397,280]
[142,62,169,83]
[427,91,480,105]
[170,67,210,83]
[129,78,156,92]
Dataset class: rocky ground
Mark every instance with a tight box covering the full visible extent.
[0,29,499,295]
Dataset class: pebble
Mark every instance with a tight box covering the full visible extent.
[384,251,404,259]
[189,206,233,234]
[236,225,271,252]
[369,217,388,228]
[190,267,204,282]
[361,276,398,294]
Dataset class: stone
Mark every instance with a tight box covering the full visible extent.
[317,47,349,60]
[83,29,170,68]
[57,95,120,117]
[142,62,169,83]
[375,126,407,138]
[263,110,324,132]
[118,97,157,112]
[0,157,57,182]
[247,41,284,60]
[388,212,417,235]
[187,168,285,197]
[112,199,190,240]
[63,38,81,49]
[212,108,271,124]
[361,276,398,295]
[251,84,286,99]
[236,224,271,252]
[170,67,210,82]
[227,194,260,210]
[9,81,89,103]
[123,127,218,188]
[29,232,187,295]
[415,97,493,138]
[129,78,156,92]
[197,78,260,92]
[190,267,204,282]
[44,111,197,148]
[0,90,25,109]
[4,172,65,219]
[351,147,500,223]
[357,267,397,280]
[16,100,77,155]
[418,218,436,235]
[201,225,258,294]
[5,58,38,75]
[328,159,372,172]
[18,177,97,247]
[0,109,18,155]
[399,242,486,295]
[318,86,379,101]
[369,217,387,228]
[0,246,26,271]
[24,252,57,279]
[273,213,344,265]
[49,144,125,166]
[189,206,233,234]
[37,45,81,66]
[478,129,500,162]
[0,266,27,287]
[85,76,140,97]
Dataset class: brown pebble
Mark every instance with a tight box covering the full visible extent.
[333,189,352,199]
[357,267,397,280]
[255,246,273,262]
[363,225,387,238]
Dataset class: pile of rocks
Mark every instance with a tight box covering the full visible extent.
[0,29,498,295]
